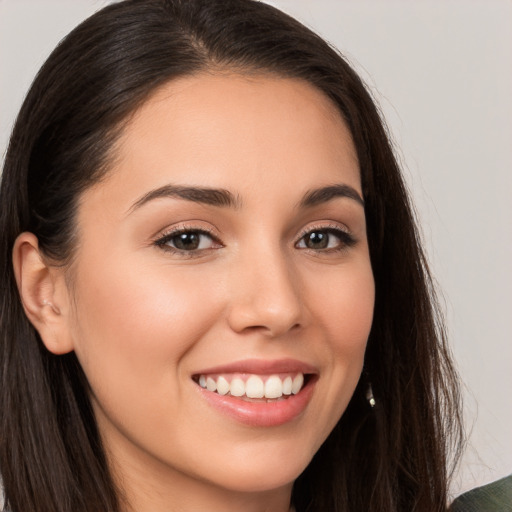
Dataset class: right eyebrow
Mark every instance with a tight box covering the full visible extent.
[127,184,242,215]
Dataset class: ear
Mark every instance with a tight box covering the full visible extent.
[12,232,74,355]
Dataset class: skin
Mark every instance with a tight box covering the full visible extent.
[14,74,375,512]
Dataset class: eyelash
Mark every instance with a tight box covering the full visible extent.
[153,224,356,256]
[295,224,356,253]
[154,226,221,257]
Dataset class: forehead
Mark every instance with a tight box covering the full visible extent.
[84,73,361,213]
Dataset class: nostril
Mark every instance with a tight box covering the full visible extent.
[226,298,302,337]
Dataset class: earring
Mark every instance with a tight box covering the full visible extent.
[366,382,376,408]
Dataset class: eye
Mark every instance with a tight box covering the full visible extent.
[155,228,220,253]
[296,227,355,252]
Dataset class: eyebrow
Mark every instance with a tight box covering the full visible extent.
[299,184,364,208]
[128,184,241,214]
[128,182,364,214]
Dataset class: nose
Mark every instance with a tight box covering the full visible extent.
[226,249,303,337]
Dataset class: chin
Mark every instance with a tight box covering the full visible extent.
[200,444,315,494]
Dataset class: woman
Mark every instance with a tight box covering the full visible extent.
[0,1,463,511]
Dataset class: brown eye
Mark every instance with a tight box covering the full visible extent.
[156,229,218,252]
[172,232,202,250]
[303,231,329,249]
[296,228,356,251]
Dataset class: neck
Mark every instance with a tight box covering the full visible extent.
[121,479,293,512]
[111,447,293,512]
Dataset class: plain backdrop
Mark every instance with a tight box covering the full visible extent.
[1,0,511,498]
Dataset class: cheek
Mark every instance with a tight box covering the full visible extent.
[307,259,374,414]
[67,255,230,461]
[77,256,217,337]
[68,256,223,397]
[312,260,375,354]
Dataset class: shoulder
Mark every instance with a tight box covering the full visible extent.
[450,475,512,512]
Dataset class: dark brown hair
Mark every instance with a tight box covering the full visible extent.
[0,1,463,511]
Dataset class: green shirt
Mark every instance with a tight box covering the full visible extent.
[450,475,512,512]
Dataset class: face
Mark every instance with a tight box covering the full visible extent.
[63,74,374,505]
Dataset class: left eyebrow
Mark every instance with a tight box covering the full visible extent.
[298,184,364,208]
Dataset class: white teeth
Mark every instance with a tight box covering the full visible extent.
[216,376,230,395]
[282,376,293,395]
[245,375,265,398]
[230,377,245,397]
[264,375,283,398]
[197,372,306,398]
[291,373,304,395]
[206,377,217,392]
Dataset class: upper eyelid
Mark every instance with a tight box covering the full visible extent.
[295,222,351,240]
[153,224,219,243]
[294,224,357,252]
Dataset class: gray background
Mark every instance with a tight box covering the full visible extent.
[1,0,511,497]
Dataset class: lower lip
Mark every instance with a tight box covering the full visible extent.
[195,378,316,427]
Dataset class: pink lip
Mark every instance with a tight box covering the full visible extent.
[193,358,318,376]
[192,358,318,427]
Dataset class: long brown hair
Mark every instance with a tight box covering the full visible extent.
[0,1,463,510]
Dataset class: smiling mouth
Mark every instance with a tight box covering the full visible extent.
[193,372,311,401]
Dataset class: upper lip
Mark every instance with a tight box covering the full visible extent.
[193,358,318,376]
